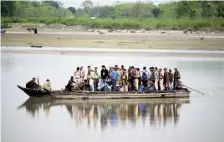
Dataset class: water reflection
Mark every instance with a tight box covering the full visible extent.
[18,97,190,129]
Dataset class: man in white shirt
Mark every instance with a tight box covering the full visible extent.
[87,68,94,92]
[154,67,159,90]
[43,79,51,92]
[80,66,85,81]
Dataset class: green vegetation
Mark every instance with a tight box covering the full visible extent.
[1,1,224,30]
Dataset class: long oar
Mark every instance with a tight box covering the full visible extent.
[183,84,205,95]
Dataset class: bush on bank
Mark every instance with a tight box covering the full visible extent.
[2,17,224,30]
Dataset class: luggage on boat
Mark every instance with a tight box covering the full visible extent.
[138,84,144,92]
[143,86,152,92]
[100,86,111,91]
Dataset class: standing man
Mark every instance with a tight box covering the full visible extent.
[140,67,149,87]
[169,69,174,90]
[80,66,85,81]
[93,67,100,91]
[87,66,91,83]
[121,65,125,73]
[134,68,140,91]
[174,68,181,90]
[87,68,94,92]
[154,67,159,90]
[122,69,128,92]
[149,67,155,83]
[101,65,109,88]
[158,68,164,90]
[163,68,170,90]
[110,67,119,91]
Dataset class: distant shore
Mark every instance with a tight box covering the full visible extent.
[1,27,224,51]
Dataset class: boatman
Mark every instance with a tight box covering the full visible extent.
[26,77,40,89]
[43,79,52,92]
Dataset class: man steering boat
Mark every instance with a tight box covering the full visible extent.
[26,77,40,90]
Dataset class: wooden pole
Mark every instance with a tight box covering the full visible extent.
[183,85,205,95]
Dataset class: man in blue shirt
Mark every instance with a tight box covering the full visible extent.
[110,68,119,91]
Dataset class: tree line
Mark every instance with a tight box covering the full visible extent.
[1,1,224,30]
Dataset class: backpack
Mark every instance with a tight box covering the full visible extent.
[141,71,148,81]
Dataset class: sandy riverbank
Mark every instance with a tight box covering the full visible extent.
[1,28,224,50]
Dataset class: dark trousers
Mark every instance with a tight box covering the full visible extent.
[94,79,99,91]
[173,80,177,90]
[111,79,116,91]
[142,80,148,87]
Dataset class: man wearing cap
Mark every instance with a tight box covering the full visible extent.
[26,77,40,89]
[43,79,52,92]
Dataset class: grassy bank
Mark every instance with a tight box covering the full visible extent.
[2,17,224,31]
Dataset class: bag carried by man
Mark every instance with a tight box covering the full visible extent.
[141,71,148,81]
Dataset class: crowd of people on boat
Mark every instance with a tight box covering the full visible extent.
[25,65,183,92]
[64,65,182,92]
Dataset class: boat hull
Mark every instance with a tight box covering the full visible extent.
[17,85,51,97]
[52,91,190,99]
[17,85,190,99]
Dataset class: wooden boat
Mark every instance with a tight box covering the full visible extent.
[17,85,51,97]
[17,85,190,99]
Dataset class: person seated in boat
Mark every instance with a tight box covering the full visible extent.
[143,80,155,92]
[26,77,40,89]
[79,79,93,91]
[175,80,187,91]
[43,79,52,92]
[65,76,76,91]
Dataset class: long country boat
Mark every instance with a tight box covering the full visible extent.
[17,85,190,99]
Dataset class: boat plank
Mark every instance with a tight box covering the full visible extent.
[53,93,189,99]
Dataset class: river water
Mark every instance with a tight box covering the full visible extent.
[1,51,224,142]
